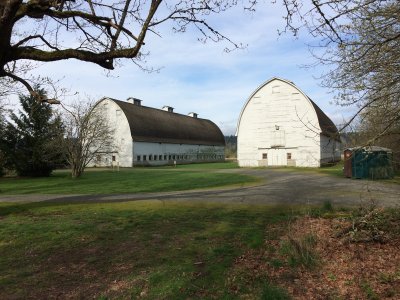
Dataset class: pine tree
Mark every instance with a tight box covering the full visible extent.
[4,88,64,177]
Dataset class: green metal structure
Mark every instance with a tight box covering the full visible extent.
[346,147,394,179]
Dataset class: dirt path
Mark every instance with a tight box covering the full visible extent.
[1,169,399,207]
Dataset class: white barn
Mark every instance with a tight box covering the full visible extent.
[91,97,225,167]
[236,77,341,167]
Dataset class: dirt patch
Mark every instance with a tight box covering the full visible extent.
[229,215,400,299]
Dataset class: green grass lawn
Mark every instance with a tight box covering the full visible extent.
[0,201,293,299]
[274,161,345,178]
[0,163,256,195]
[173,161,239,169]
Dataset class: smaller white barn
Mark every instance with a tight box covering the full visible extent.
[90,97,225,167]
[236,77,341,167]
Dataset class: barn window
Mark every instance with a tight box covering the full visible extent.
[287,153,292,160]
[272,130,286,147]
[262,153,268,159]
[164,155,167,160]
[272,86,280,93]
[154,155,157,161]
[159,155,162,160]
[137,155,141,161]
[112,155,116,162]
[169,155,171,160]
[149,155,152,161]
[173,155,176,160]
[143,155,147,161]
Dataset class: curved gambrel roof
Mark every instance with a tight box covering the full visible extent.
[106,98,225,146]
[236,77,340,140]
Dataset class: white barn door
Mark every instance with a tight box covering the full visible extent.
[268,149,287,166]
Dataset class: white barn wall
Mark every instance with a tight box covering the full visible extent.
[133,142,224,166]
[88,98,133,167]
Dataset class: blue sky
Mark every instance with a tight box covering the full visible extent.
[28,2,351,135]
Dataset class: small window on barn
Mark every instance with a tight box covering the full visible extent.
[137,155,141,161]
[164,155,167,160]
[272,86,280,93]
[169,155,171,160]
[173,155,176,160]
[154,155,157,161]
[143,155,147,161]
[262,153,268,159]
[112,155,116,162]
[287,153,292,160]
[159,155,162,160]
[149,155,152,161]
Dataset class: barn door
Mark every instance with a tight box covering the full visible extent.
[268,149,287,166]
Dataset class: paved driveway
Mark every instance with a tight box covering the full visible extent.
[1,169,399,207]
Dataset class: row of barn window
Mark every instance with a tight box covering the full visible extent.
[262,153,292,159]
[135,154,224,161]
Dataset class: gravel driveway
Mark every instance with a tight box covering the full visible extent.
[1,169,399,207]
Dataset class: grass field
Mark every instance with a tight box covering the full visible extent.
[0,162,256,195]
[1,201,399,299]
[0,201,293,299]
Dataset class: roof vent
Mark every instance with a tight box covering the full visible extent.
[127,97,142,106]
[162,105,174,113]
[188,112,198,118]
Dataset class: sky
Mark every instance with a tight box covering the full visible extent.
[26,2,351,135]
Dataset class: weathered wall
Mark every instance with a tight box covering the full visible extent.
[320,135,341,164]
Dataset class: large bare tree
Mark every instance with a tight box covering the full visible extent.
[0,0,256,103]
[281,0,399,140]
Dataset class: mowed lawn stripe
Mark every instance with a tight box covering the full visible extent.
[0,167,257,195]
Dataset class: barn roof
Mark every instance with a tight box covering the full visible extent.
[109,99,225,146]
[308,97,340,140]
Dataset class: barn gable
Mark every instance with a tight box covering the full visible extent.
[236,77,341,168]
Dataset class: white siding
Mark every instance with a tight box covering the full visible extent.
[320,135,341,164]
[133,142,224,166]
[88,98,133,167]
[237,78,331,168]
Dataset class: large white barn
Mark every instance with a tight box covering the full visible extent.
[91,97,225,167]
[236,77,341,167]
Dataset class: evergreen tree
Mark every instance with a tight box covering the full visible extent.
[3,89,64,177]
